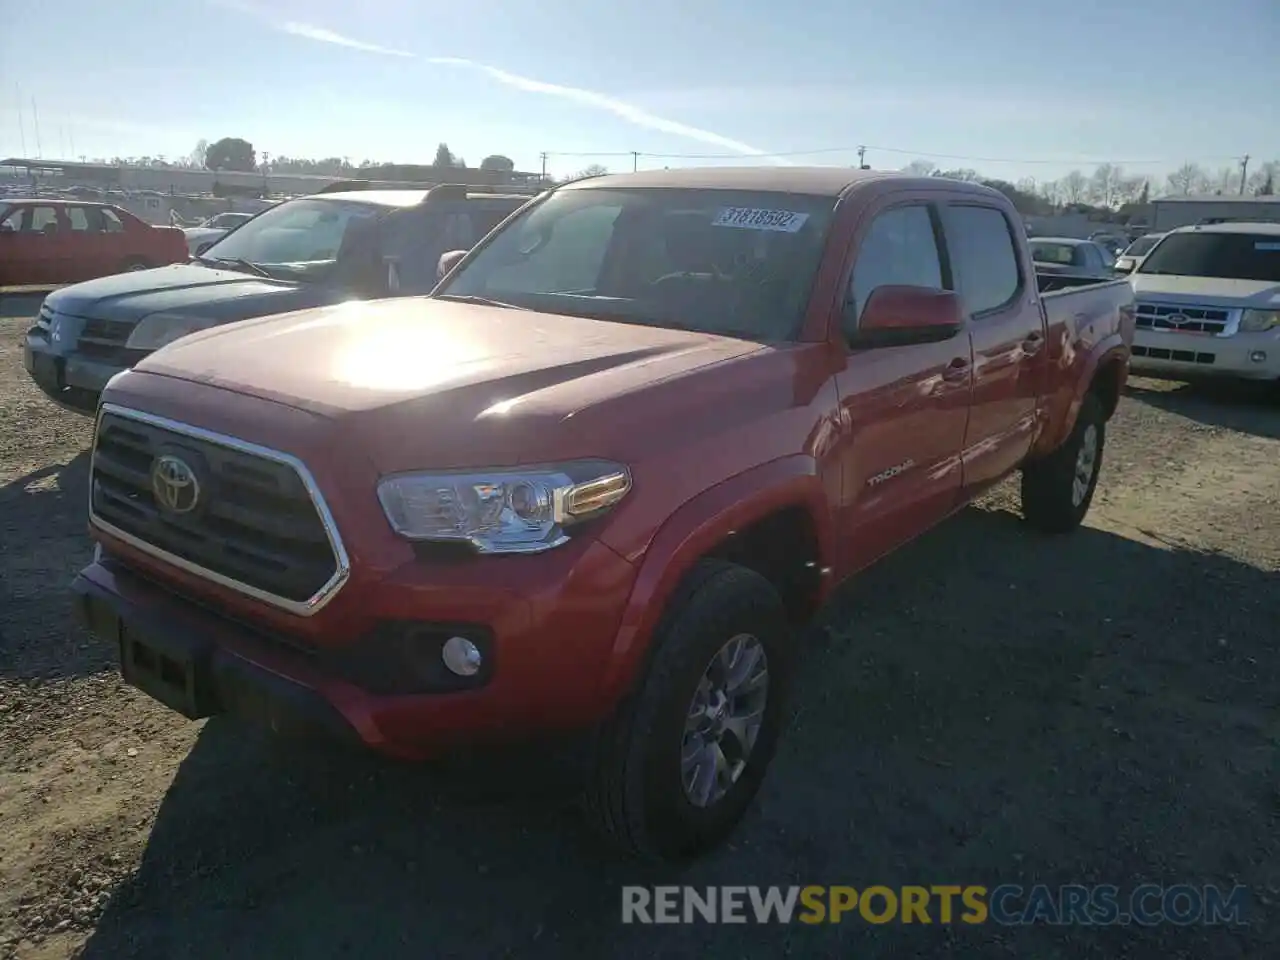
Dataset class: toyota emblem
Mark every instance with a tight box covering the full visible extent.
[150,455,201,514]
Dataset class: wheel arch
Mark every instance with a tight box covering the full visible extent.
[598,455,834,705]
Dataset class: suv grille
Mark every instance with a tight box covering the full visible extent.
[1134,302,1231,335]
[81,317,134,344]
[89,407,346,612]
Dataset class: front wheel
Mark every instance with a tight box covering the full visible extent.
[1020,392,1105,533]
[582,560,794,861]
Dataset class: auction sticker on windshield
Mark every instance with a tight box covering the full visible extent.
[712,208,811,232]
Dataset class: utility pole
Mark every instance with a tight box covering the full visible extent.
[857,145,868,170]
[32,97,42,158]
[539,151,547,185]
[632,151,640,172]
[1239,155,1250,195]
[16,85,26,157]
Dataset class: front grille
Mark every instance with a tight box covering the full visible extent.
[89,408,344,609]
[1132,345,1215,364]
[36,304,53,332]
[81,317,134,345]
[1134,302,1231,335]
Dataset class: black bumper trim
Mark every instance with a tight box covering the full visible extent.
[71,567,361,746]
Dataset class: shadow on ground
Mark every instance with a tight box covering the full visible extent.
[1127,379,1280,441]
[0,451,104,680]
[79,507,1278,959]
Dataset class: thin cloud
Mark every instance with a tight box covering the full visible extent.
[425,57,787,165]
[209,2,782,163]
[280,21,412,57]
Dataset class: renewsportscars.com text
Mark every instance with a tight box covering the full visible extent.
[621,884,1248,926]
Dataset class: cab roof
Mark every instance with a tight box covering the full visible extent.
[561,165,911,197]
[1170,220,1280,236]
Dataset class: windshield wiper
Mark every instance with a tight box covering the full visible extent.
[211,257,273,279]
[434,293,528,310]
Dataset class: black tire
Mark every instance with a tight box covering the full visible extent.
[582,559,794,861]
[1021,392,1105,534]
[120,257,151,272]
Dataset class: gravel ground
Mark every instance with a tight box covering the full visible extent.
[1,298,1278,959]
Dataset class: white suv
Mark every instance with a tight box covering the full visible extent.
[1128,221,1280,383]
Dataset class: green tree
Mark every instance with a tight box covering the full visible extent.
[480,155,515,173]
[204,137,256,172]
[433,143,456,167]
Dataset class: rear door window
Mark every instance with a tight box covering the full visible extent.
[943,205,1022,316]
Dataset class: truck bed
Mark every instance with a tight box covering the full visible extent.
[1038,273,1134,335]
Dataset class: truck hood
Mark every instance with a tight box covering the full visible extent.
[136,297,767,471]
[1130,274,1280,308]
[43,262,313,323]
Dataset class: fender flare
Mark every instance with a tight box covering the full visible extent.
[598,455,834,703]
[1040,335,1129,454]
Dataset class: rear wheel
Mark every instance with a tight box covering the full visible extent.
[1021,392,1105,533]
[120,257,151,272]
[582,560,794,861]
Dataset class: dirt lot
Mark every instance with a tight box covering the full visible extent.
[1,299,1278,959]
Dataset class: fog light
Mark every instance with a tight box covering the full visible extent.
[1249,350,1267,363]
[441,636,482,676]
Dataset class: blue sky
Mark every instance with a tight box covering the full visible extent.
[1,0,1276,183]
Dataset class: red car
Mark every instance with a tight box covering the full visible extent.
[0,199,188,289]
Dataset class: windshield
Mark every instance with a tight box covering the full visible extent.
[201,197,380,279]
[1137,232,1280,281]
[1029,242,1078,266]
[1123,234,1161,257]
[436,187,835,341]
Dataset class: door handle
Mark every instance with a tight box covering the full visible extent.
[1022,331,1045,355]
[941,357,970,382]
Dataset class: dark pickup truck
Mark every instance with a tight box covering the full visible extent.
[72,167,1134,860]
[22,184,533,413]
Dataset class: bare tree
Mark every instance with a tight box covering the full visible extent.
[934,168,982,182]
[568,163,609,181]
[1165,163,1208,196]
[1088,164,1128,207]
[1060,170,1088,205]
[1115,176,1146,206]
[900,159,937,177]
[1208,166,1238,195]
[1247,160,1279,195]
[1036,180,1062,208]
[189,139,209,169]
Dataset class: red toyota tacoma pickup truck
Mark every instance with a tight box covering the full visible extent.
[71,168,1134,860]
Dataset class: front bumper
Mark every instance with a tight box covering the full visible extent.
[1130,328,1280,381]
[73,534,639,758]
[23,332,125,414]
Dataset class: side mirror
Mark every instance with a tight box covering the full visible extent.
[847,285,965,349]
[437,249,469,281]
[195,241,213,257]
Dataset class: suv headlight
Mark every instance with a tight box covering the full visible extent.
[376,460,631,554]
[1241,309,1280,333]
[125,314,218,351]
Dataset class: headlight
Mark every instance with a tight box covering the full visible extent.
[376,460,631,554]
[1240,309,1280,333]
[125,314,218,351]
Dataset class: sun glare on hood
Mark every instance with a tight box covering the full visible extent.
[327,303,498,392]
